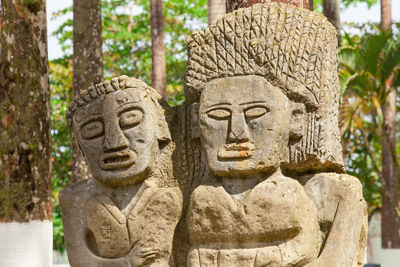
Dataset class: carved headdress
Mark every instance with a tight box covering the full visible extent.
[184,2,344,173]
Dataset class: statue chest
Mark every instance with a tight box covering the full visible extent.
[188,176,317,244]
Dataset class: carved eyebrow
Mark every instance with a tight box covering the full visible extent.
[205,103,231,109]
[78,114,102,126]
[115,101,142,113]
[239,101,267,106]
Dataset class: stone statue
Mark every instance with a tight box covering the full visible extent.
[60,76,182,267]
[184,2,367,267]
[60,2,367,267]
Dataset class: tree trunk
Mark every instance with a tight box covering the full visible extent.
[381,0,392,30]
[0,0,52,265]
[226,0,309,13]
[381,88,400,248]
[209,0,226,25]
[322,0,340,44]
[380,0,399,249]
[72,0,103,183]
[309,0,313,11]
[150,0,166,98]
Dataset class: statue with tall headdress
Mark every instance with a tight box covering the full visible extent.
[184,2,367,266]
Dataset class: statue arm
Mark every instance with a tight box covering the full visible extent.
[277,189,320,266]
[59,187,133,267]
[304,173,367,267]
[278,227,319,266]
[128,187,183,263]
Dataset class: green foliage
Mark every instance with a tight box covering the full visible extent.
[52,0,206,104]
[50,58,73,252]
[339,24,400,212]
[341,0,377,8]
[311,0,377,13]
[23,0,42,14]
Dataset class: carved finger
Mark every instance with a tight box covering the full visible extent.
[140,247,157,254]
[142,253,157,263]
[141,251,157,257]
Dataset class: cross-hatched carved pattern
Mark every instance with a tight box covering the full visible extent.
[185,2,344,173]
[226,0,309,13]
[185,2,336,107]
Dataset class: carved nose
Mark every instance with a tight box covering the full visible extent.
[103,124,129,152]
[228,113,250,143]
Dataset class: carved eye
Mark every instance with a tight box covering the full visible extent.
[119,109,143,129]
[81,121,104,139]
[292,108,304,119]
[207,109,231,120]
[244,106,268,120]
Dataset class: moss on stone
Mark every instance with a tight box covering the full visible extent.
[23,0,42,14]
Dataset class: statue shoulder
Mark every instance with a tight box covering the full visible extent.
[190,185,226,204]
[304,172,363,198]
[133,186,183,219]
[303,172,366,225]
[59,178,96,207]
[145,186,182,204]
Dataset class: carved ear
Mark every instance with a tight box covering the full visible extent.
[157,118,171,143]
[286,82,319,109]
[289,102,306,141]
[77,141,88,165]
[191,103,200,139]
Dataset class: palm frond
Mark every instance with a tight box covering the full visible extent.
[344,71,375,98]
[360,31,392,76]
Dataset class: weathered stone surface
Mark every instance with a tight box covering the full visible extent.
[60,77,182,266]
[61,3,367,267]
[185,2,344,174]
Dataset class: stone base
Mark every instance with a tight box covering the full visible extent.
[0,220,52,267]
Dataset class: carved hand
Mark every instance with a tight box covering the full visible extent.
[129,242,159,267]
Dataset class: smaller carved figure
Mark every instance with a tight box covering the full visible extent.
[60,76,182,267]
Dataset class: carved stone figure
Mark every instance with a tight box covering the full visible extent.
[60,76,182,267]
[187,75,319,266]
[184,3,367,266]
[60,2,367,267]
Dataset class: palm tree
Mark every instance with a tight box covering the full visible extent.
[72,0,103,182]
[150,0,167,98]
[339,25,400,248]
[379,0,399,248]
[323,0,341,43]
[208,0,226,25]
[381,0,391,30]
[0,0,52,264]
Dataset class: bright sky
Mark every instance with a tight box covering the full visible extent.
[46,0,400,60]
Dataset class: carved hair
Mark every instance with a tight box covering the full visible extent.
[66,75,170,143]
[184,2,344,173]
[226,0,309,13]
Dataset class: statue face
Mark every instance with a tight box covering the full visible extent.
[73,88,158,186]
[199,75,291,177]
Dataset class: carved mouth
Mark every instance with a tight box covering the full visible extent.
[217,143,255,159]
[99,150,136,170]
